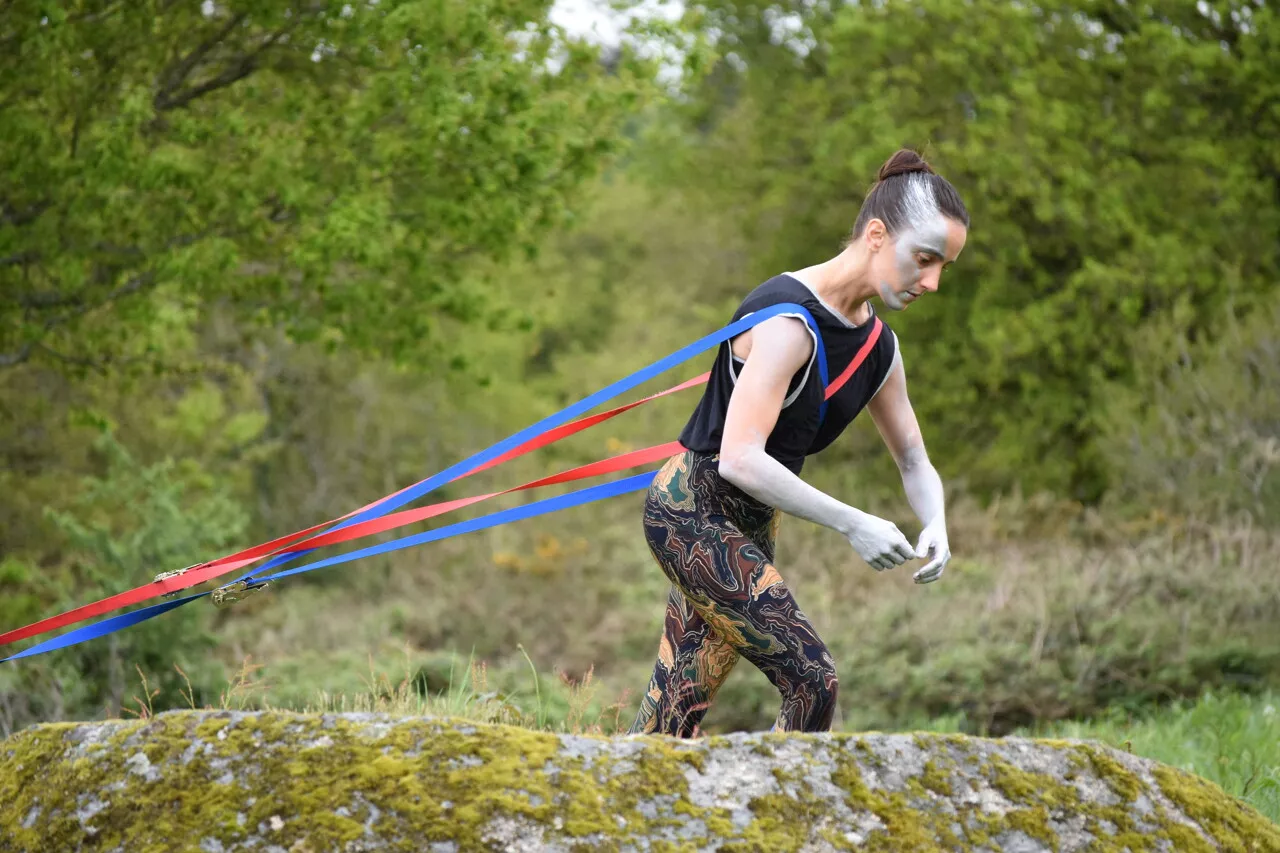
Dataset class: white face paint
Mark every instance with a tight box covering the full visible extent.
[873,173,955,311]
[878,213,952,310]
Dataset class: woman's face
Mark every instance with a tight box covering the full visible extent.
[872,214,968,311]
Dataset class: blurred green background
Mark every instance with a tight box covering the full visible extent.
[2,0,1277,820]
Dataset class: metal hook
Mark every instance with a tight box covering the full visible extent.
[154,564,202,600]
[210,580,269,608]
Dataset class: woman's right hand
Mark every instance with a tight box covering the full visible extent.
[841,508,916,571]
[720,314,917,570]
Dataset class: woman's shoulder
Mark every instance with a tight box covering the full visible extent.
[732,274,816,320]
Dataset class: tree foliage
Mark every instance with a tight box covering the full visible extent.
[0,431,243,735]
[1,0,649,372]
[663,0,1280,499]
[2,0,1278,737]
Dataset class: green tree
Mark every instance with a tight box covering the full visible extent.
[1,0,651,373]
[661,0,1280,501]
[1099,292,1280,524]
[0,430,246,734]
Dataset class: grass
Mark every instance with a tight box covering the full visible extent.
[126,643,634,737]
[199,486,1280,740]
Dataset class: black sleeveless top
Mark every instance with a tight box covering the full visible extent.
[679,274,899,474]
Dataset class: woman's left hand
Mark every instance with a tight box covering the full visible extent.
[912,518,950,584]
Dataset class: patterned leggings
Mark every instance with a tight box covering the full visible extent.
[628,450,839,737]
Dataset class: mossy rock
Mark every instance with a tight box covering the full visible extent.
[1,710,1276,851]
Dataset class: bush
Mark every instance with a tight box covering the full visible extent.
[0,431,247,735]
[712,515,1280,736]
[1099,295,1280,526]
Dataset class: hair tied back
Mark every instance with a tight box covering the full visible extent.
[878,148,935,182]
[847,146,969,242]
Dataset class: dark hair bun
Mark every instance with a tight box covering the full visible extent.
[878,148,934,181]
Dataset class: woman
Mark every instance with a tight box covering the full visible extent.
[629,148,969,737]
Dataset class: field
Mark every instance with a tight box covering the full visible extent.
[2,0,1278,836]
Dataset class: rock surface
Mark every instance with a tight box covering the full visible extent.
[1,710,1276,852]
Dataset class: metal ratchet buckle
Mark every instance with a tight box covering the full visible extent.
[210,579,270,609]
[154,564,202,600]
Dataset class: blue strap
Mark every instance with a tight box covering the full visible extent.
[748,308,830,425]
[234,301,827,585]
[3,473,658,661]
[256,472,655,584]
[2,302,827,663]
[1,594,208,662]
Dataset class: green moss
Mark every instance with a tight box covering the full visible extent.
[740,793,815,852]
[852,738,882,769]
[830,754,958,851]
[962,816,992,847]
[770,766,799,786]
[982,751,1163,851]
[875,792,959,851]
[1157,820,1218,853]
[2,714,554,851]
[1005,805,1057,849]
[1061,745,1225,851]
[3,712,1275,852]
[0,712,807,852]
[1113,829,1158,850]
[1154,765,1280,851]
[988,754,1075,809]
[703,807,736,838]
[919,759,954,797]
[676,747,706,774]
[831,753,874,809]
[1076,744,1141,803]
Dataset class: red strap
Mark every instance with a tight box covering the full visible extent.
[2,318,886,650]
[824,317,883,401]
[0,366,704,651]
[257,441,686,555]
[468,373,708,475]
[192,371,711,573]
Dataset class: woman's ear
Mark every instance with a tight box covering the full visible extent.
[863,218,888,252]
